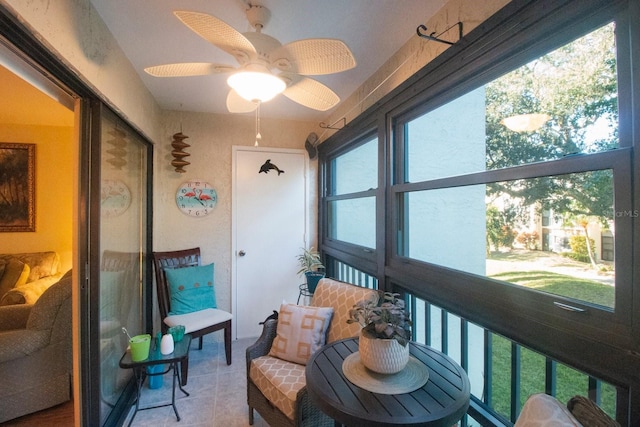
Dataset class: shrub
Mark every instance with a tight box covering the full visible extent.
[566,235,595,263]
[516,231,539,250]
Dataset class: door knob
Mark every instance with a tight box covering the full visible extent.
[238,250,246,257]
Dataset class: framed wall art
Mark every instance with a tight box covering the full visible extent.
[0,143,35,232]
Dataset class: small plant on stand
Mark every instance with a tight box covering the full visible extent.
[296,247,325,293]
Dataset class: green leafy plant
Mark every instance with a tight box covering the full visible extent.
[566,235,596,264]
[347,291,412,346]
[296,247,324,276]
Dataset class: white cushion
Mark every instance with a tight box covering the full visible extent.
[515,393,583,427]
[164,307,232,333]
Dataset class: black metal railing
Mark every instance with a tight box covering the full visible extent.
[327,258,378,289]
[405,292,617,426]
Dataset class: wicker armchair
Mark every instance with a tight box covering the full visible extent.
[246,278,378,427]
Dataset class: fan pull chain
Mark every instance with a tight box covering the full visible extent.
[254,101,262,147]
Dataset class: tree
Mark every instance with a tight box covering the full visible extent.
[485,24,617,262]
[486,204,518,253]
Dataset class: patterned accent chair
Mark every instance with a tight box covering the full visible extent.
[246,278,379,427]
[0,270,72,423]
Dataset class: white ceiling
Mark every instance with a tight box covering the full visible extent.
[89,0,446,122]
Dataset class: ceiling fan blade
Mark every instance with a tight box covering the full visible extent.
[271,39,356,75]
[144,63,235,77]
[174,11,256,64]
[281,75,340,111]
[226,90,258,113]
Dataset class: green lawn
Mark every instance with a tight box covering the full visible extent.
[488,270,616,419]
[491,270,614,307]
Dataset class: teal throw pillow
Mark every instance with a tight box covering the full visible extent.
[165,263,216,315]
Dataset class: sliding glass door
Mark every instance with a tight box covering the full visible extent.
[0,6,153,426]
[94,105,152,425]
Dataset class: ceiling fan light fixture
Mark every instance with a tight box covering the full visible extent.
[227,70,286,103]
[151,8,356,112]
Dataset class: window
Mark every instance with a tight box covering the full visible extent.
[326,135,378,249]
[601,234,614,261]
[333,139,378,194]
[394,21,629,321]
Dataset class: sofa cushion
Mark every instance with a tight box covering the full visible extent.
[27,270,72,332]
[250,355,307,421]
[1,275,62,306]
[515,393,583,427]
[0,329,51,363]
[165,263,217,315]
[0,252,60,283]
[0,303,32,331]
[311,278,379,343]
[0,258,30,301]
[269,303,333,365]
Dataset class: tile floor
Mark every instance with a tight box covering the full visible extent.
[124,335,269,427]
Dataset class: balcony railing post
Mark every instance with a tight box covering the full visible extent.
[510,343,521,422]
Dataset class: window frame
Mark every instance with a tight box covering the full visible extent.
[325,131,378,249]
[386,1,634,348]
[320,123,386,275]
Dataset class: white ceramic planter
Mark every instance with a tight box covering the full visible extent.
[358,331,410,374]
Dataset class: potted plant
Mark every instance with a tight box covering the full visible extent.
[347,291,412,374]
[296,247,325,293]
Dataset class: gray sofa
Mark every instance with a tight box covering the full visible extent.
[0,269,72,423]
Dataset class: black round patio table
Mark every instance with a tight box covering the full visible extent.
[305,337,470,427]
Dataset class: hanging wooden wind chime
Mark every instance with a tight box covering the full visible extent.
[171,132,190,173]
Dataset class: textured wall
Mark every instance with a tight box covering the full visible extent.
[154,110,318,318]
[319,0,509,143]
[0,124,74,273]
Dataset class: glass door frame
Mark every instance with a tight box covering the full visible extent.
[0,8,154,426]
[87,100,154,426]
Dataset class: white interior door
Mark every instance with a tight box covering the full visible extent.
[232,147,308,339]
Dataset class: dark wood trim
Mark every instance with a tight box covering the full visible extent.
[0,8,91,98]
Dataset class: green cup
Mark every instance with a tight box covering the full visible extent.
[129,334,151,362]
[168,325,185,342]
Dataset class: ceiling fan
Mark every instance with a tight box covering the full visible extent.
[144,5,357,113]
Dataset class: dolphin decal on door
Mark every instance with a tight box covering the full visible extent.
[259,159,285,175]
